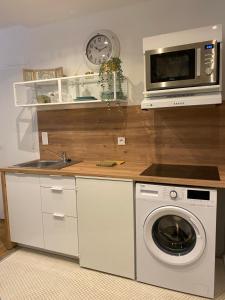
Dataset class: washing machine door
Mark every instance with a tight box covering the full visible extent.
[143,206,206,266]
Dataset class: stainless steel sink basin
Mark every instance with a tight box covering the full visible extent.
[14,159,81,169]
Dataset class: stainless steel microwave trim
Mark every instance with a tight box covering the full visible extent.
[143,84,221,97]
[145,40,218,91]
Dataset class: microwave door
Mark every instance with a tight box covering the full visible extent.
[146,48,196,91]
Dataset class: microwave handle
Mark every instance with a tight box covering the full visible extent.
[196,48,201,77]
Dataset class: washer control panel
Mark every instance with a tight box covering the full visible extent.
[136,183,217,207]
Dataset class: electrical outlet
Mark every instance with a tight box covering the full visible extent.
[41,132,48,145]
[117,136,126,145]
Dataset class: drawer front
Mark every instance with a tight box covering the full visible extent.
[40,176,75,190]
[43,213,78,256]
[41,187,77,217]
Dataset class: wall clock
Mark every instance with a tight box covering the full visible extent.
[84,30,120,71]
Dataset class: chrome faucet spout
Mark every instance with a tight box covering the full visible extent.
[43,148,71,162]
[61,151,68,163]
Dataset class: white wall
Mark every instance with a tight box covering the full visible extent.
[0,27,39,218]
[1,0,225,217]
[25,0,225,103]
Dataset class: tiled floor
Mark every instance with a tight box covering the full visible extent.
[0,248,225,300]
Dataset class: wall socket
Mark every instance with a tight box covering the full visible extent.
[41,132,48,145]
[117,136,126,145]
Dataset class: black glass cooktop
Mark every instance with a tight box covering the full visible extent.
[140,164,220,181]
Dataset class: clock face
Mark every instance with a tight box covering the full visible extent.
[86,34,112,65]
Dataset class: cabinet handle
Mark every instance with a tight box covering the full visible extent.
[50,186,63,191]
[53,213,65,219]
[196,48,201,77]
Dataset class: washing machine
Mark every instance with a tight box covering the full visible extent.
[136,183,217,298]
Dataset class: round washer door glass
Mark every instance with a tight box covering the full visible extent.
[152,215,196,256]
[144,206,206,266]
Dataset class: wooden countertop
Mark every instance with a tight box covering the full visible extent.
[1,161,225,189]
[0,161,147,181]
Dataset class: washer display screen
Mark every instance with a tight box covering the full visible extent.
[187,190,210,200]
[152,215,196,256]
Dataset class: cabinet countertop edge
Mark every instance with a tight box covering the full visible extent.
[1,161,225,189]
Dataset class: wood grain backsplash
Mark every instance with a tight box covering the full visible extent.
[37,103,225,165]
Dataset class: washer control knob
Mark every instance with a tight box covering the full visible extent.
[205,67,213,75]
[170,190,178,199]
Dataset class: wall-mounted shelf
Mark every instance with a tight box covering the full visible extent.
[13,72,128,109]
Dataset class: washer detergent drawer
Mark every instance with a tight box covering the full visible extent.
[41,187,77,217]
[136,183,164,200]
[43,213,78,256]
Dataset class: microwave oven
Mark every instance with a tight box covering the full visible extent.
[142,25,222,109]
[145,40,220,91]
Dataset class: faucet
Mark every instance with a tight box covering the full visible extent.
[60,151,69,163]
[44,149,71,162]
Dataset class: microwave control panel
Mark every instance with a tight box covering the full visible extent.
[204,43,215,76]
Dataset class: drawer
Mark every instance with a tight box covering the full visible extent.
[43,213,78,256]
[40,175,75,190]
[41,187,77,217]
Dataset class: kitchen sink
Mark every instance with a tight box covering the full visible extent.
[14,159,81,169]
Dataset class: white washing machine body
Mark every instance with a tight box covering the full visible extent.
[136,183,217,298]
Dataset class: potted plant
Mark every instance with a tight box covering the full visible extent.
[99,57,126,101]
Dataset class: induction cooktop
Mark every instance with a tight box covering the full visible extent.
[140,164,220,181]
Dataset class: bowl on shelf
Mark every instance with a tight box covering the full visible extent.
[36,95,51,104]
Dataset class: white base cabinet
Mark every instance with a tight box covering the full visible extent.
[6,173,78,257]
[76,177,135,279]
[6,173,135,277]
[6,174,44,248]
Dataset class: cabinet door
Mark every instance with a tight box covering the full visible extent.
[76,177,135,279]
[6,173,44,248]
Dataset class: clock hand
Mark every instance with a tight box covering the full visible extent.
[99,46,107,51]
[94,46,100,52]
